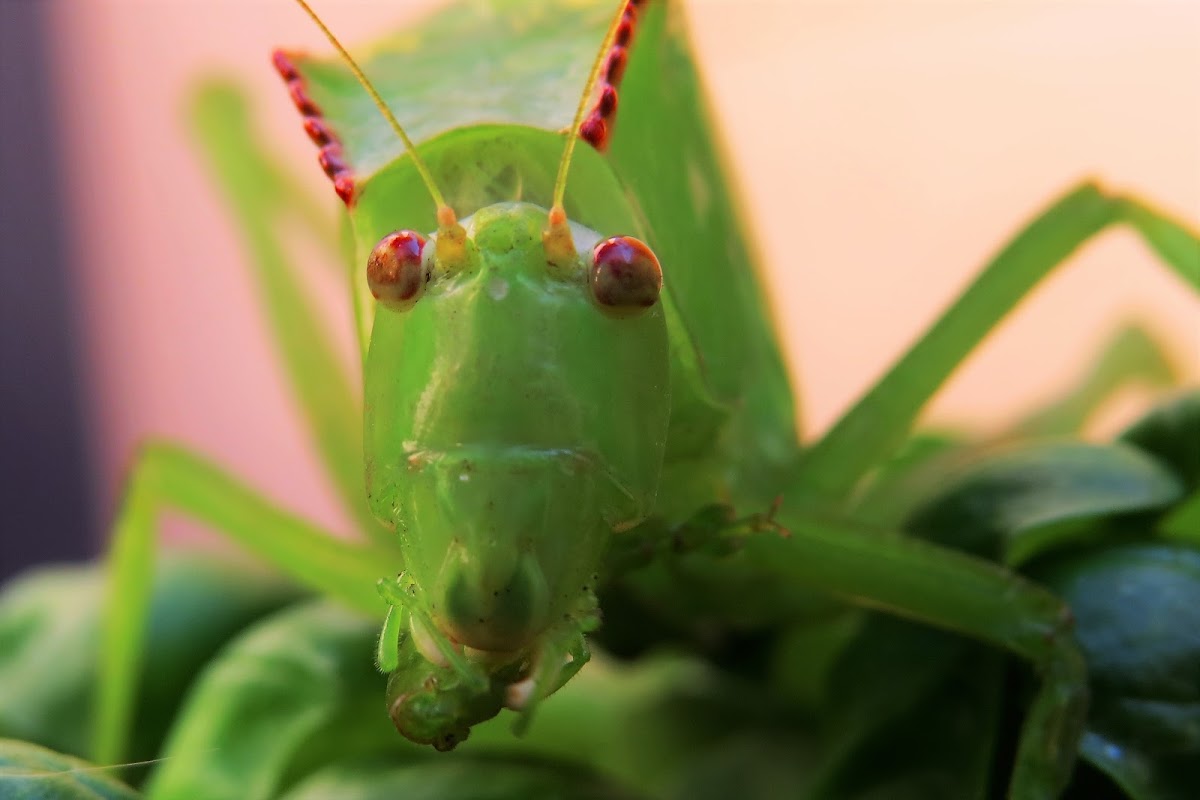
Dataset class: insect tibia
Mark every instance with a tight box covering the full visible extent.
[507,614,594,736]
[378,573,489,692]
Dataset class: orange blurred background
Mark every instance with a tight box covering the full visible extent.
[45,0,1199,542]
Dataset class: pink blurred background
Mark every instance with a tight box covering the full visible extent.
[46,0,1199,543]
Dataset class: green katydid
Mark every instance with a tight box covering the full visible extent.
[89,0,1200,797]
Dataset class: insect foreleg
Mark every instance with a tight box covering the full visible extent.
[375,575,488,691]
[190,82,388,544]
[374,603,406,673]
[95,442,393,766]
[793,182,1200,508]
[508,623,593,736]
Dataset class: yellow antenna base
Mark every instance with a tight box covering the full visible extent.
[543,206,578,273]
[434,205,469,269]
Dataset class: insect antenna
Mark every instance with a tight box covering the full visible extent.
[544,0,635,264]
[290,0,467,256]
[1,750,219,781]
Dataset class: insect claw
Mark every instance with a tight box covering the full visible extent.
[769,494,783,520]
[755,496,788,537]
[375,575,406,606]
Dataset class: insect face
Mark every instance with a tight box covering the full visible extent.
[363,202,671,652]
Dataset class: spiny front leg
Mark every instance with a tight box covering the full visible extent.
[507,594,601,735]
[375,573,487,691]
[378,571,602,746]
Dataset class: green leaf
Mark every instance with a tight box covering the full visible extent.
[0,557,299,771]
[0,739,140,800]
[465,655,714,798]
[1161,491,1200,543]
[1120,391,1200,490]
[145,601,418,800]
[569,664,822,800]
[668,732,820,800]
[278,757,645,800]
[804,618,1003,800]
[1030,543,1200,800]
[767,613,866,712]
[905,441,1183,565]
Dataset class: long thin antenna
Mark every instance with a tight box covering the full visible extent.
[551,2,630,212]
[291,0,455,223]
[544,1,632,266]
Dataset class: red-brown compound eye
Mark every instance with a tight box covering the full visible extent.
[367,230,427,311]
[590,236,662,315]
